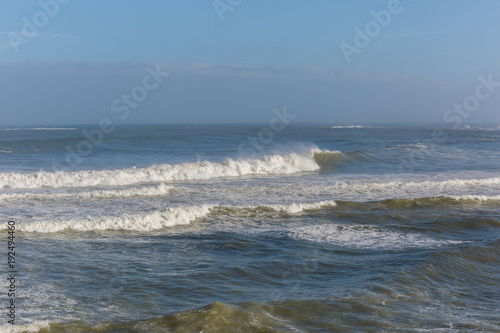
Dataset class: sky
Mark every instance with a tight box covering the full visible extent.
[0,0,499,126]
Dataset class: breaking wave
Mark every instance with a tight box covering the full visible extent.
[14,200,339,233]
[19,205,215,233]
[0,149,323,189]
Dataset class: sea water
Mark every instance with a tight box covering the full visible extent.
[0,124,499,332]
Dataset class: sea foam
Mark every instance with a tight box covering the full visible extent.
[284,224,464,250]
[0,183,176,201]
[260,200,337,214]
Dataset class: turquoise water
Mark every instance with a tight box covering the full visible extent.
[1,125,499,332]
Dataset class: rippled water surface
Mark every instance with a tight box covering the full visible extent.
[1,125,499,332]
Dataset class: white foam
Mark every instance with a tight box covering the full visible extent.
[313,149,342,155]
[0,127,77,131]
[19,205,214,233]
[287,224,463,250]
[0,321,51,333]
[389,142,430,149]
[262,200,337,214]
[381,177,500,193]
[448,194,500,202]
[0,151,321,189]
[0,183,175,201]
[313,177,500,202]
[331,125,374,129]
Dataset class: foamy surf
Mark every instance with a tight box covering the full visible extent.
[19,205,215,233]
[0,321,51,333]
[331,125,374,129]
[448,194,500,201]
[0,150,322,189]
[303,177,500,202]
[0,183,176,202]
[0,127,77,131]
[259,200,337,214]
[15,200,340,233]
[280,224,464,250]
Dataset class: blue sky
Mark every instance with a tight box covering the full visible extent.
[1,0,499,125]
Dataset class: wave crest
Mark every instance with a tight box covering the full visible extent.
[19,205,215,233]
[15,200,340,233]
[259,200,337,214]
[0,151,322,189]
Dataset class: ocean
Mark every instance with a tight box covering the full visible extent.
[1,124,499,332]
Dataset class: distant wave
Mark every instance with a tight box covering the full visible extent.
[0,149,324,189]
[458,125,500,131]
[388,142,430,149]
[331,125,374,129]
[0,127,77,131]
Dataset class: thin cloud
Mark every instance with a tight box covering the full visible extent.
[0,31,75,39]
[382,27,500,39]
[0,32,84,53]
